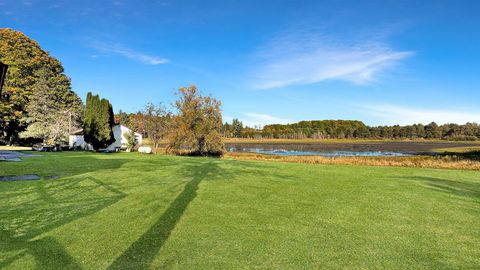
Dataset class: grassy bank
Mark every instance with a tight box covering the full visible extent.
[1,152,479,269]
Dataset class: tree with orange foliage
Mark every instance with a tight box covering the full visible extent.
[142,103,170,153]
[166,85,225,156]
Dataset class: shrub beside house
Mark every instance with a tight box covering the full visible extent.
[69,125,142,152]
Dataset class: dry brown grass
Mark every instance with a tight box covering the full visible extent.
[0,146,32,151]
[224,152,480,170]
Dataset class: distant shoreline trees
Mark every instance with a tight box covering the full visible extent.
[221,120,480,141]
[222,118,244,138]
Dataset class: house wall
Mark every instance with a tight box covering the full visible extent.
[69,125,142,151]
[105,125,124,151]
[69,135,93,150]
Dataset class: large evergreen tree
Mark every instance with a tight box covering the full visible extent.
[0,28,83,144]
[19,67,83,143]
[83,92,115,150]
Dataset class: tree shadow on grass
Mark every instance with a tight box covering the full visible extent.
[0,233,83,270]
[0,156,130,269]
[397,176,480,202]
[107,158,234,270]
[105,157,302,269]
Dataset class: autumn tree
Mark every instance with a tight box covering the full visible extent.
[0,28,82,144]
[129,112,146,137]
[166,85,225,156]
[141,103,170,152]
[115,110,131,126]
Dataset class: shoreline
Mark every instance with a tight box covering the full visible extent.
[223,138,480,144]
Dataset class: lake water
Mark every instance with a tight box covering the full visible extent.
[225,141,478,157]
[226,147,412,157]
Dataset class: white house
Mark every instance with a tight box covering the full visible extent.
[69,125,142,151]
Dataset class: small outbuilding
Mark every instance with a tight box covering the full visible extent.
[69,125,142,151]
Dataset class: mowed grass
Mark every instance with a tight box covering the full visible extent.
[0,152,479,269]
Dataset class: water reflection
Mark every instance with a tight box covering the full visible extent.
[227,147,412,157]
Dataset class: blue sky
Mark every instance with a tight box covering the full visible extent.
[1,0,479,126]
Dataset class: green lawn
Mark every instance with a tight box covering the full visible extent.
[0,152,479,269]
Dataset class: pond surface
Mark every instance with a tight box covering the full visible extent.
[225,141,478,157]
[226,147,412,157]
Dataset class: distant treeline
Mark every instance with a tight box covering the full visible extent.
[222,120,480,141]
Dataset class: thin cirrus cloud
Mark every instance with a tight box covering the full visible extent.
[251,33,414,89]
[90,42,168,65]
[359,104,480,125]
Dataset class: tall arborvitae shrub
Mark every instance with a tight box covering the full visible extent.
[98,98,115,146]
[83,92,94,145]
[83,92,115,150]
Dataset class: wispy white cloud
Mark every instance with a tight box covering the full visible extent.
[91,42,168,65]
[251,32,413,89]
[23,1,32,6]
[225,113,292,128]
[358,104,480,125]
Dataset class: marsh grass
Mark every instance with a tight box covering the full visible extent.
[434,146,480,153]
[224,152,480,170]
